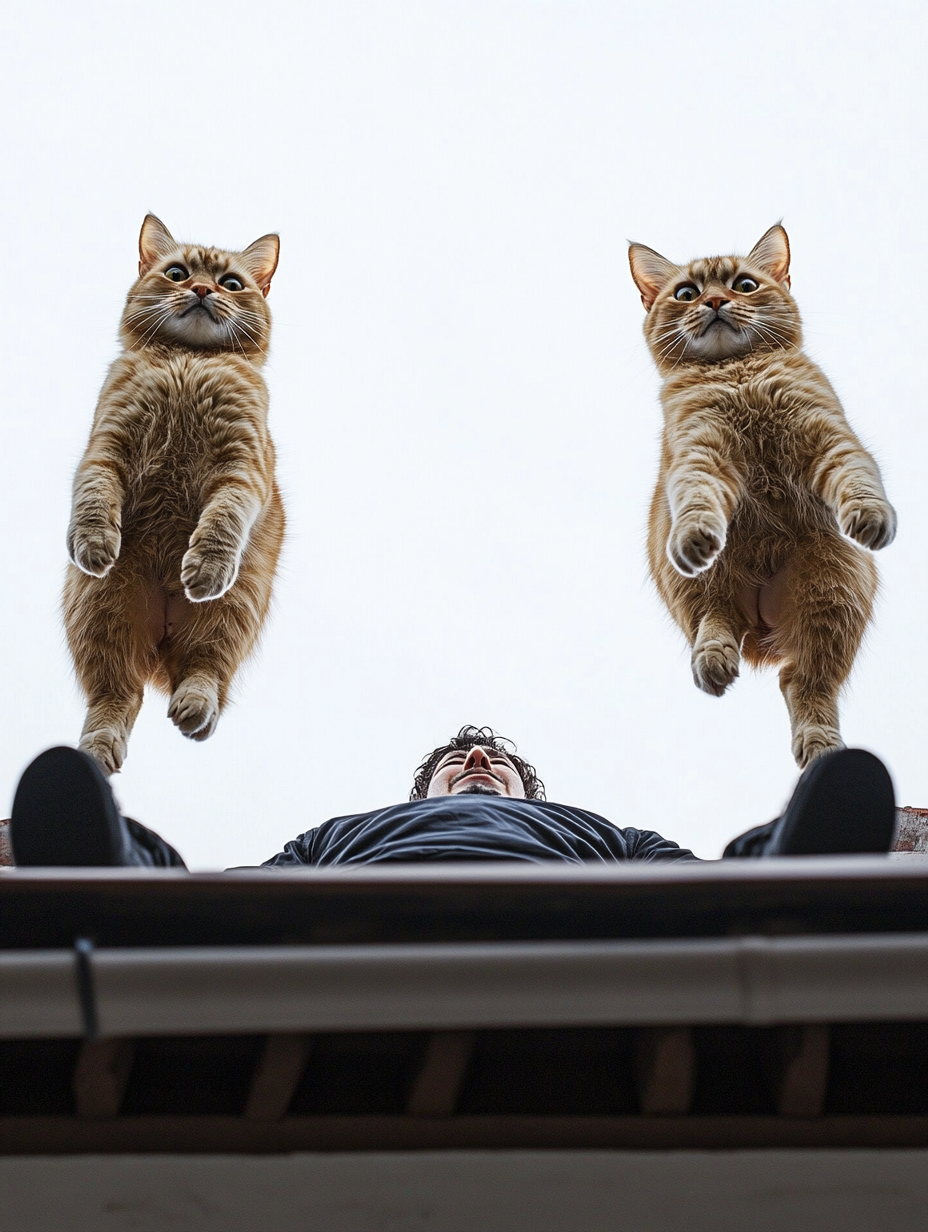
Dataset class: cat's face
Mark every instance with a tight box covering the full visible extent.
[120,215,279,357]
[629,224,801,371]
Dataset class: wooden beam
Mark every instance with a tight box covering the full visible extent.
[4,1113,928,1155]
[72,1038,135,1120]
[768,1024,830,1118]
[407,1031,475,1117]
[636,1026,694,1115]
[245,1034,311,1121]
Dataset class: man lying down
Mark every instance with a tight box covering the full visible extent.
[9,725,896,869]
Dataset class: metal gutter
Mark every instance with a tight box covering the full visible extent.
[4,932,928,1039]
[3,853,927,885]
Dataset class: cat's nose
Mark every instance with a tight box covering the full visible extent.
[706,295,728,312]
[192,284,212,299]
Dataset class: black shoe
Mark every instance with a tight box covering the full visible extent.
[10,746,126,867]
[768,748,895,856]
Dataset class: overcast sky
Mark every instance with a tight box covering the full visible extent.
[1,1,925,866]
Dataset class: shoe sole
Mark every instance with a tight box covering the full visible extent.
[777,748,895,856]
[10,746,124,867]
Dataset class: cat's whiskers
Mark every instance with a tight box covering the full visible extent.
[226,317,263,358]
[138,307,177,346]
[231,307,270,334]
[228,308,269,348]
[125,303,176,329]
[226,317,251,353]
[656,338,684,363]
[125,292,270,354]
[235,310,269,330]
[649,319,691,349]
[650,319,687,341]
[748,316,795,351]
[654,324,689,365]
[123,308,176,342]
[233,318,261,345]
[125,293,191,333]
[226,326,249,359]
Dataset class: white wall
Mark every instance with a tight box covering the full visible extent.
[0,2,924,865]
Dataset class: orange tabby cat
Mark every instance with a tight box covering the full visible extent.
[629,225,895,767]
[63,215,286,774]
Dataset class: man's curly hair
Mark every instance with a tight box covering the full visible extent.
[410,725,546,801]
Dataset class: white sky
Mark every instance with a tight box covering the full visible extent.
[1,1,925,867]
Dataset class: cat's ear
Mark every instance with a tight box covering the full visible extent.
[628,243,679,311]
[138,214,178,275]
[240,234,280,297]
[747,224,791,289]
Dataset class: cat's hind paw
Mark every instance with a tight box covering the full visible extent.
[792,725,844,769]
[79,728,127,776]
[168,677,220,741]
[692,637,740,697]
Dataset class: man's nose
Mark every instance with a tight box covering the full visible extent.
[192,284,212,299]
[464,747,492,771]
[706,293,729,312]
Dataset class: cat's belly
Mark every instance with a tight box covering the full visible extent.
[143,579,193,648]
[728,469,836,545]
[737,566,789,632]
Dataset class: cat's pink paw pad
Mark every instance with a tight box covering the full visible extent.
[839,500,897,551]
[692,640,740,697]
[667,520,726,577]
[180,546,238,602]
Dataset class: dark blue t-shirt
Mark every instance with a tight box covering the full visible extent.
[262,796,697,867]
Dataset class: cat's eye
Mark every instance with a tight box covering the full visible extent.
[674,284,699,302]
[164,266,188,282]
[733,276,759,293]
[219,274,245,292]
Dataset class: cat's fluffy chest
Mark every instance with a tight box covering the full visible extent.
[100,347,271,537]
[107,346,265,429]
[659,349,831,486]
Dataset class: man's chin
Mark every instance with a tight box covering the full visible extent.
[455,783,503,796]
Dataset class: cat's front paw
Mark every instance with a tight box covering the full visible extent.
[667,518,727,577]
[68,519,121,577]
[181,545,239,602]
[838,498,897,551]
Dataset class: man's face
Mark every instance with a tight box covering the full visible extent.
[426,744,526,799]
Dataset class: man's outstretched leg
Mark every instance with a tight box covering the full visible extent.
[10,746,185,868]
[724,748,895,857]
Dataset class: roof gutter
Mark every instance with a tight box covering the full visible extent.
[3,932,928,1040]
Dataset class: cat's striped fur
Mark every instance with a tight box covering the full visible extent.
[629,225,895,767]
[63,215,285,774]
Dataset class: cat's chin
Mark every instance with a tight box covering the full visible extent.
[684,327,753,363]
[159,311,232,348]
